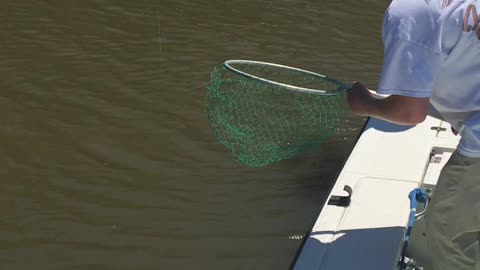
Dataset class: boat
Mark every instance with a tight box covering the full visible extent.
[290,114,460,270]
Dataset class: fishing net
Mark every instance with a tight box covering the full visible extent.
[204,60,349,167]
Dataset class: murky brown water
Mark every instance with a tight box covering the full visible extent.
[0,1,386,269]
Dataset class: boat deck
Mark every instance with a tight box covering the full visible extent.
[292,116,460,270]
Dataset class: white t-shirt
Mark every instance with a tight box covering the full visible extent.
[378,0,480,157]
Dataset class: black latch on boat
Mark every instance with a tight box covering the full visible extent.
[431,126,447,132]
[328,185,352,207]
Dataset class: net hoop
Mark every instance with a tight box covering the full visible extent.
[223,60,349,96]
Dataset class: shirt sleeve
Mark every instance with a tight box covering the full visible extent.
[377,38,444,98]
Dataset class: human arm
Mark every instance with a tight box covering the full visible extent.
[347,81,429,126]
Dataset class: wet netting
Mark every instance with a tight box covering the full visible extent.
[204,60,349,167]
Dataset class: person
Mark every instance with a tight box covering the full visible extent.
[347,0,480,269]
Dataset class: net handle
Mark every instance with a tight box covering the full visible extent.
[223,60,351,96]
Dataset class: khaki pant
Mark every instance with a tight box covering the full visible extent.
[427,151,480,270]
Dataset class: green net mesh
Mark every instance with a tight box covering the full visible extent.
[204,61,348,167]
